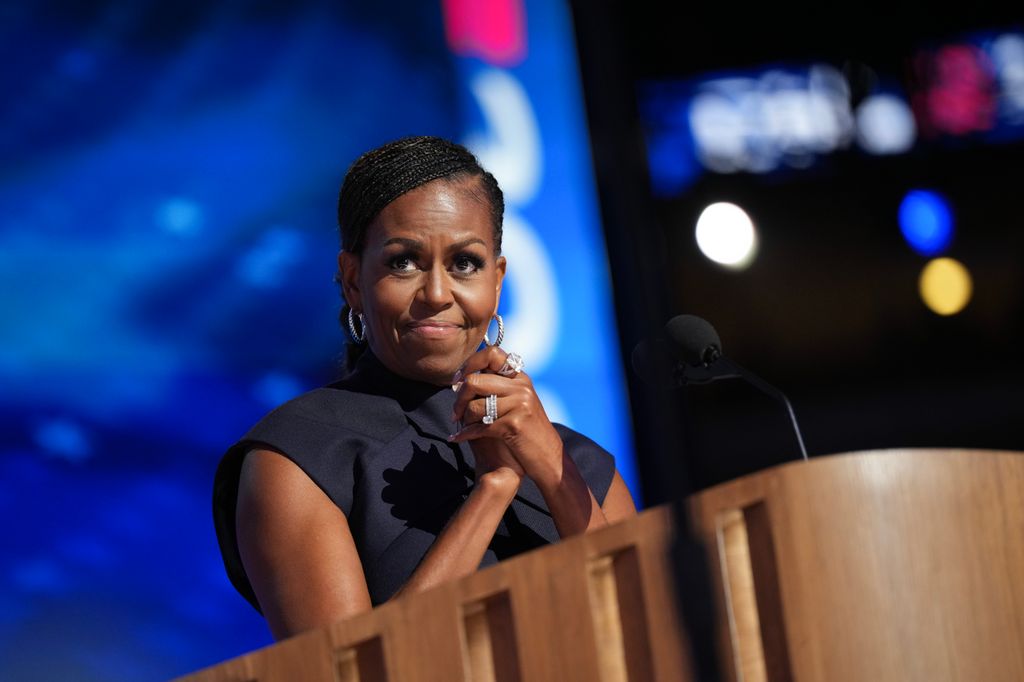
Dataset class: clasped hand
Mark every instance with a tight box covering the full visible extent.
[448,346,564,492]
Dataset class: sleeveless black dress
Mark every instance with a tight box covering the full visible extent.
[213,351,616,611]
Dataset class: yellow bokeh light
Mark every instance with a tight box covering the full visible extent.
[919,257,972,316]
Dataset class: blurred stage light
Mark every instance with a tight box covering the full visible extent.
[253,371,304,408]
[442,0,527,66]
[155,197,204,236]
[695,202,758,269]
[991,33,1024,125]
[235,226,305,289]
[899,189,953,255]
[58,49,98,80]
[855,93,917,154]
[34,418,92,462]
[913,44,997,136]
[11,559,69,594]
[919,257,972,315]
[645,128,701,196]
[687,65,854,174]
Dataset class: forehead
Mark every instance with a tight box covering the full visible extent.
[365,177,494,248]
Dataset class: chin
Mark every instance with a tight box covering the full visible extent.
[393,335,473,381]
[407,361,459,385]
[404,349,469,385]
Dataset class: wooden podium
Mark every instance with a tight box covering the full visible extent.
[180,449,1024,681]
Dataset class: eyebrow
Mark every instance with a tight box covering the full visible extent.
[382,237,487,251]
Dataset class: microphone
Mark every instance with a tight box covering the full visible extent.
[630,337,681,388]
[665,314,722,366]
[636,314,809,461]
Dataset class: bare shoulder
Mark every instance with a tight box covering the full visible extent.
[239,448,324,507]
[236,448,372,639]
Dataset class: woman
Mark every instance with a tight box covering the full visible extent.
[213,136,637,640]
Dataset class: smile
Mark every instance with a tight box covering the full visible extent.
[406,321,462,338]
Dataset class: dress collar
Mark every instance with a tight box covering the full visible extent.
[344,349,455,417]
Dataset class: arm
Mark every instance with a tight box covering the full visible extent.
[529,454,637,537]
[601,470,638,524]
[236,448,518,640]
[450,347,638,538]
[236,448,369,639]
[393,466,519,598]
[529,446,610,537]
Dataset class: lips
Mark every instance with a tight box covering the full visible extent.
[406,320,462,338]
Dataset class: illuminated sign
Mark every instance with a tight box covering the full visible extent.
[442,0,639,497]
[641,31,1024,196]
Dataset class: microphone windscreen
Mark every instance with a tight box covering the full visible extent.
[630,337,676,386]
[664,314,722,366]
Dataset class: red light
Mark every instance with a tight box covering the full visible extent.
[441,0,527,67]
[912,43,997,137]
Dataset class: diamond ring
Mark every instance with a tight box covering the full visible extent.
[482,394,498,424]
[497,352,525,377]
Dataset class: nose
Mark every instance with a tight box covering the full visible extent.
[419,264,455,310]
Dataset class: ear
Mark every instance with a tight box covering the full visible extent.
[337,250,362,312]
[492,255,507,316]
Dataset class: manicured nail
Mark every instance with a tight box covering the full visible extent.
[452,369,464,384]
[451,381,463,392]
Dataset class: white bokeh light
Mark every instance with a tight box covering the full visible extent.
[695,202,759,269]
[855,94,917,154]
[688,65,854,174]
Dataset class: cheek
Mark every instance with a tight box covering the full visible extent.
[365,281,409,325]
[460,281,498,324]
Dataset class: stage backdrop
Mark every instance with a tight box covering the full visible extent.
[0,1,634,680]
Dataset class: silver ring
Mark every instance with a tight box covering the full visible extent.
[497,352,525,377]
[482,394,498,424]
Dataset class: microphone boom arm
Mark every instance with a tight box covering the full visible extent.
[679,356,809,461]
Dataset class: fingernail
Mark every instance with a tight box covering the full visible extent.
[447,433,458,442]
[451,381,463,392]
[452,369,463,384]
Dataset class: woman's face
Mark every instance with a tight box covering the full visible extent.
[338,177,505,386]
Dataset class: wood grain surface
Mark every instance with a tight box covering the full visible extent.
[180,449,1024,682]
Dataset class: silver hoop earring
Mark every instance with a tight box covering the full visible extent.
[483,313,504,347]
[347,308,366,343]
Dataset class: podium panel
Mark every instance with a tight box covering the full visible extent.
[180,502,689,681]
[181,449,1024,681]
[691,449,1024,682]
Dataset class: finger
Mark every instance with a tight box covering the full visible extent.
[452,345,508,383]
[448,421,501,443]
[460,395,516,426]
[452,373,518,422]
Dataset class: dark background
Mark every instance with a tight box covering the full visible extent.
[574,4,1024,492]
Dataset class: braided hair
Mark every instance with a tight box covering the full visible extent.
[335,136,504,369]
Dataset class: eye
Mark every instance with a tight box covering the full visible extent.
[453,254,485,275]
[387,254,417,272]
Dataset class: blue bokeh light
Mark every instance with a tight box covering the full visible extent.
[898,189,954,255]
[34,419,93,463]
[155,197,204,236]
[253,371,306,408]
